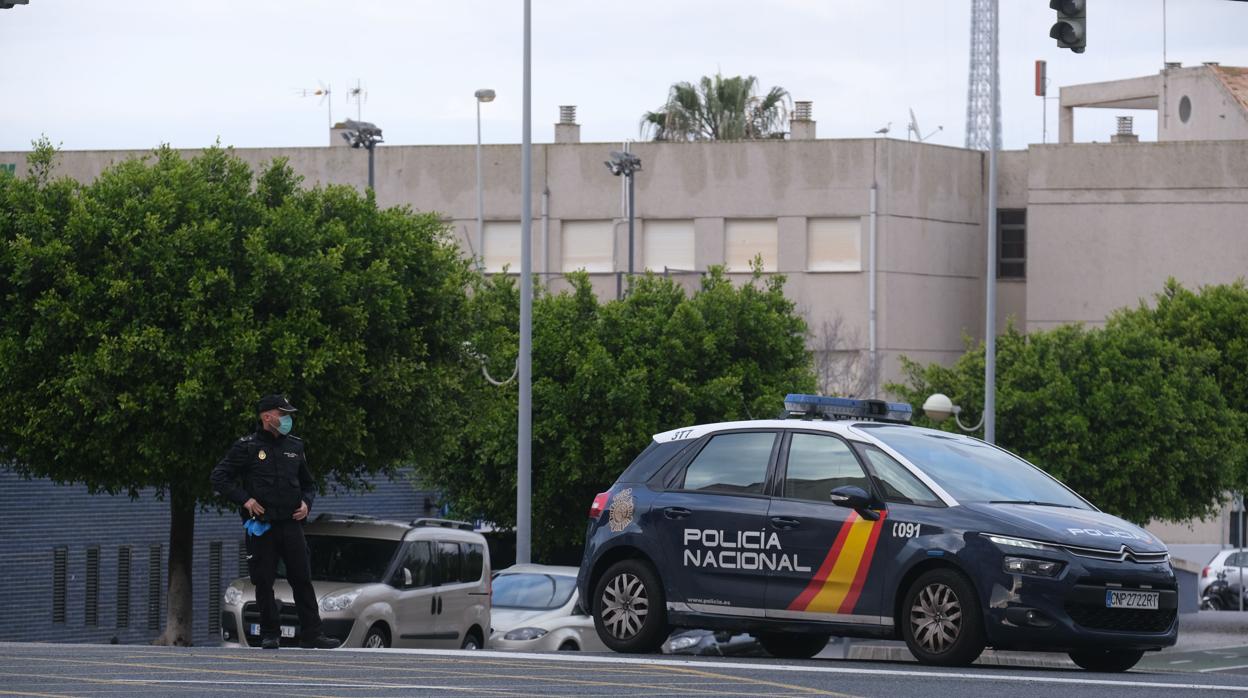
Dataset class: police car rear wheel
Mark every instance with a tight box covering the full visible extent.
[593,559,667,653]
[1068,649,1144,672]
[756,632,829,659]
[901,568,985,666]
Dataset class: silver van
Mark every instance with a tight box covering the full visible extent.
[220,514,491,649]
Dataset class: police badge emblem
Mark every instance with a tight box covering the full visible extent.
[258,450,267,460]
[608,488,635,532]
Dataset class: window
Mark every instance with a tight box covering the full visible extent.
[52,547,68,624]
[395,541,433,589]
[85,546,100,627]
[997,210,1026,279]
[483,221,520,273]
[783,433,871,502]
[561,220,615,273]
[304,535,400,584]
[855,444,943,507]
[725,219,777,272]
[437,541,463,585]
[147,545,162,631]
[463,543,485,582]
[643,219,696,271]
[116,547,132,629]
[807,218,861,272]
[682,432,775,495]
[492,572,577,609]
[208,542,222,634]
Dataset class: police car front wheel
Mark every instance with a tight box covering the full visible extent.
[901,568,985,667]
[593,559,668,653]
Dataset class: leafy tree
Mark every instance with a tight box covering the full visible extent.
[642,73,791,141]
[0,140,474,644]
[887,318,1245,524]
[434,267,816,559]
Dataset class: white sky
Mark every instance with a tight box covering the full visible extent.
[2,0,1246,153]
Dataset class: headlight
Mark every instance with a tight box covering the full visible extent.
[223,585,244,608]
[665,635,700,651]
[1003,556,1063,577]
[503,627,548,641]
[982,533,1058,552]
[320,590,361,612]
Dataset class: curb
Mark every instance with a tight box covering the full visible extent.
[846,644,1075,669]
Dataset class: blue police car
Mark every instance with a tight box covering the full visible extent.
[576,395,1177,672]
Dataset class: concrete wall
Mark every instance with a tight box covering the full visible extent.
[1159,66,1248,143]
[1023,139,1248,331]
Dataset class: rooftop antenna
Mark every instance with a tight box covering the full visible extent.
[297,81,333,128]
[908,108,944,142]
[347,79,368,122]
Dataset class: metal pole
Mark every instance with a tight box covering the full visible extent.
[1240,492,1245,612]
[627,172,635,279]
[868,182,878,398]
[516,0,533,566]
[984,0,998,444]
[367,144,375,192]
[476,100,485,269]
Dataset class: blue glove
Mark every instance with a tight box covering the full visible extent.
[244,519,271,537]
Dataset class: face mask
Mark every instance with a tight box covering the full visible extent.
[277,415,293,435]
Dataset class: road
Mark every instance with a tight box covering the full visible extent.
[2,643,1248,698]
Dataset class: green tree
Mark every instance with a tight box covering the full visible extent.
[0,140,474,644]
[641,73,791,141]
[888,319,1245,524]
[434,267,816,559]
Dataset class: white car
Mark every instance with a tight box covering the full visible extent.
[1200,549,1248,598]
[489,564,606,652]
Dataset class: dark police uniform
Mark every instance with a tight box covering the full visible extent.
[210,397,327,648]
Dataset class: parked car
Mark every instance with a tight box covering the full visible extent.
[1201,569,1248,611]
[220,514,491,650]
[490,564,606,652]
[1200,549,1248,599]
[578,393,1177,673]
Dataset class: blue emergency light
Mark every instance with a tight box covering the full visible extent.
[782,394,913,424]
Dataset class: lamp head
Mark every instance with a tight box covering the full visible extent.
[922,393,955,423]
[475,89,496,103]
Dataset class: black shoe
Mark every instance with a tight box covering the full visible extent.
[299,634,340,649]
[260,635,280,650]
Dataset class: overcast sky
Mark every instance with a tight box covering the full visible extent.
[3,1,1246,153]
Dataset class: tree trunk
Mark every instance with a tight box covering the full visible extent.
[154,489,196,646]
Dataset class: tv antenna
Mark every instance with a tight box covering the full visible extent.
[347,79,368,122]
[908,108,944,142]
[297,81,333,128]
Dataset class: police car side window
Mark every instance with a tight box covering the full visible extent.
[680,432,775,495]
[856,444,943,507]
[783,433,871,502]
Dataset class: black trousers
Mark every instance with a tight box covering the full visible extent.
[246,519,322,640]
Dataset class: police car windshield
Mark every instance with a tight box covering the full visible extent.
[302,535,400,583]
[862,426,1089,509]
[492,573,577,610]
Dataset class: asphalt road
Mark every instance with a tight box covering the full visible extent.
[3,643,1248,698]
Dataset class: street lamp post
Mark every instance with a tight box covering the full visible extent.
[474,89,496,268]
[341,119,384,191]
[604,150,642,284]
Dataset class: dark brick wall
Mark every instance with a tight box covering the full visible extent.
[0,467,439,646]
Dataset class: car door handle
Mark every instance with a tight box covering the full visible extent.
[437,596,443,615]
[431,596,436,614]
[770,516,801,530]
[663,507,692,520]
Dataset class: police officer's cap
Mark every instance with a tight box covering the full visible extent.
[256,394,298,414]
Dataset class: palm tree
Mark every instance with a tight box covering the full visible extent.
[641,73,791,141]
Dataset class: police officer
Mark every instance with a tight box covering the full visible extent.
[210,394,338,650]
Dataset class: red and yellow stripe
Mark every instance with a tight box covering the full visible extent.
[787,511,887,614]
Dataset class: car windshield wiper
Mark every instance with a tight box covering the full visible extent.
[989,499,1078,509]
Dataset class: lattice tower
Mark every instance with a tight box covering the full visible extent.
[965,0,1001,150]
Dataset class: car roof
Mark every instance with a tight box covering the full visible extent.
[653,418,900,444]
[496,564,579,577]
[304,515,487,543]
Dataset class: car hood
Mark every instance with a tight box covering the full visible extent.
[491,607,574,633]
[962,501,1167,553]
[231,578,380,603]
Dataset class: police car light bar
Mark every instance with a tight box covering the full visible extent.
[782,394,913,424]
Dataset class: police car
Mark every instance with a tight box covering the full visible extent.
[576,395,1177,672]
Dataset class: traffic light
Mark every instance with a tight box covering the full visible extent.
[1050,0,1086,54]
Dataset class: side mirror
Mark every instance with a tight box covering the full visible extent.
[404,568,413,587]
[829,485,880,521]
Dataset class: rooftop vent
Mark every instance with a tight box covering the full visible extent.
[1203,61,1220,67]
[793,101,813,121]
[555,105,581,143]
[559,105,577,124]
[1165,61,1182,70]
[1111,116,1138,144]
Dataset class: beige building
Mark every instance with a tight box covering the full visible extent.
[2,66,1246,550]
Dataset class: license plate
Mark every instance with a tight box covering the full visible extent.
[249,623,296,638]
[1105,590,1159,610]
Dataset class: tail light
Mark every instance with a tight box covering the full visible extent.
[1203,566,1211,578]
[589,491,610,520]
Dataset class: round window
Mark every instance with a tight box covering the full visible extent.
[1179,96,1192,123]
